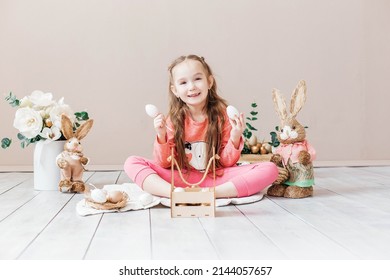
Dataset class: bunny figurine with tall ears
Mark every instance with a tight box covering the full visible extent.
[267,80,316,199]
[56,114,94,193]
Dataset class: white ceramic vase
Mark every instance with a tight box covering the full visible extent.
[33,140,64,191]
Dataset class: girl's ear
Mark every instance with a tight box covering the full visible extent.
[272,89,288,121]
[290,80,307,118]
[208,75,214,89]
[75,119,94,140]
[61,114,74,140]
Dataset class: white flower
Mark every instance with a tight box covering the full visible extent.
[29,90,54,108]
[13,107,43,139]
[4,91,91,149]
[49,98,75,129]
[39,126,61,141]
[19,96,33,108]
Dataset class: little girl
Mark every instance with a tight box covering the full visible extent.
[124,55,278,198]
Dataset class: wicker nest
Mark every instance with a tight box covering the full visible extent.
[85,192,129,210]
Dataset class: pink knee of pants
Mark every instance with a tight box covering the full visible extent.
[230,162,278,197]
[124,156,157,187]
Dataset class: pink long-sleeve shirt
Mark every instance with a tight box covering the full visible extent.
[153,111,244,171]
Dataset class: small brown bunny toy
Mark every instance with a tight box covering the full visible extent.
[267,80,316,199]
[56,114,94,193]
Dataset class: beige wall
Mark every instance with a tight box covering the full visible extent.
[1,0,389,169]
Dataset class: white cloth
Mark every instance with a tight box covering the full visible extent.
[76,183,161,216]
[160,192,264,208]
[76,183,264,216]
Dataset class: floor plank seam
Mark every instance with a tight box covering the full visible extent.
[115,171,122,184]
[16,193,76,260]
[266,196,361,259]
[0,191,41,223]
[234,203,288,259]
[84,171,97,184]
[315,184,390,215]
[148,209,153,260]
[0,178,32,196]
[83,213,104,260]
[349,167,390,177]
[198,218,221,260]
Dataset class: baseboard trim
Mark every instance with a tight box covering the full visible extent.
[1,161,389,172]
[0,165,124,172]
[313,160,390,167]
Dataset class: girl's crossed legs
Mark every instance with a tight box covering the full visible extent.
[124,156,278,198]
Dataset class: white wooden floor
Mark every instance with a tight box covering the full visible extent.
[1,166,390,260]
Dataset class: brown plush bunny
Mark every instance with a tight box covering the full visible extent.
[267,80,316,199]
[56,114,94,193]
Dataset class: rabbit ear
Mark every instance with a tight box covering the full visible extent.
[290,80,307,118]
[75,119,94,140]
[272,88,288,121]
[61,114,74,140]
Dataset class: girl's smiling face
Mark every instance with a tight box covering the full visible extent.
[170,59,213,112]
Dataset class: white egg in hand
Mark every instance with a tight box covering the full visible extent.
[145,104,159,118]
[90,189,107,203]
[139,193,153,206]
[226,105,240,119]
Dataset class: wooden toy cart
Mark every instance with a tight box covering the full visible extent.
[168,148,219,218]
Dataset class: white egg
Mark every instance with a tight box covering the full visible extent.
[263,143,272,153]
[248,134,258,147]
[107,190,125,203]
[139,193,153,206]
[173,187,185,192]
[91,189,107,203]
[145,104,159,118]
[226,105,240,119]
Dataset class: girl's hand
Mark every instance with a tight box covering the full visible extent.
[154,113,167,143]
[228,113,245,149]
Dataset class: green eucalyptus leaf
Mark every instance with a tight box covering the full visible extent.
[5,92,20,107]
[243,129,252,139]
[25,139,33,147]
[270,131,280,147]
[30,136,41,143]
[75,111,89,121]
[17,133,26,140]
[241,144,251,154]
[246,123,257,131]
[1,138,12,149]
[243,102,259,137]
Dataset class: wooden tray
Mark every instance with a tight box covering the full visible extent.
[239,154,272,163]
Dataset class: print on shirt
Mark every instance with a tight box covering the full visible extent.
[184,141,207,171]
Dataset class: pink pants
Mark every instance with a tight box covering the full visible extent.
[124,156,278,197]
